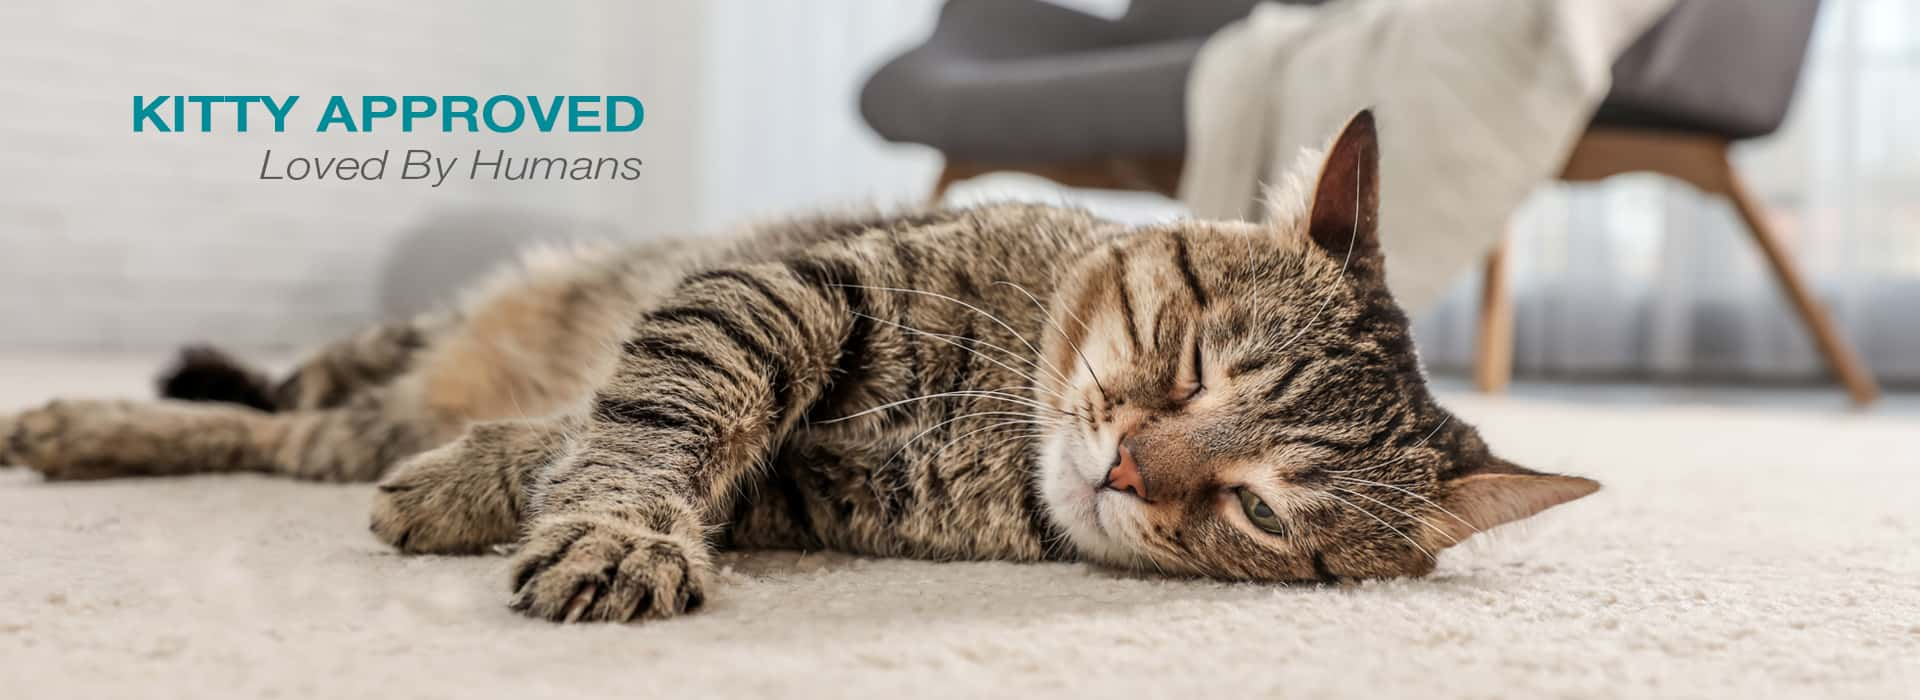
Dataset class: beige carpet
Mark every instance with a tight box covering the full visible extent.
[2,355,1916,699]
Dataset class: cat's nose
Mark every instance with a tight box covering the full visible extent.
[1103,443,1147,500]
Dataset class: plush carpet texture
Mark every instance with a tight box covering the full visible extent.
[2,356,1915,698]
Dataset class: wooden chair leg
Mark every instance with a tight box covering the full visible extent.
[1720,160,1880,406]
[930,161,967,206]
[1473,235,1515,394]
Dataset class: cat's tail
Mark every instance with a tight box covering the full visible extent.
[157,344,280,412]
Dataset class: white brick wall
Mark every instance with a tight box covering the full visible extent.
[0,0,703,351]
[1,0,1103,353]
[697,0,945,228]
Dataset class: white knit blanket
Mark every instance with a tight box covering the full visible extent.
[1179,0,1676,311]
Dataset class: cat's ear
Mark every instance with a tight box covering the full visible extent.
[1421,457,1600,549]
[1304,110,1382,272]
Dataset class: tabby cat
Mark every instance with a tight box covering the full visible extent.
[0,112,1597,623]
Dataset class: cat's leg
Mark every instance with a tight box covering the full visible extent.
[2,382,461,482]
[366,243,713,555]
[160,313,454,412]
[8,244,659,482]
[369,415,582,554]
[161,237,682,414]
[507,259,860,623]
[270,315,456,410]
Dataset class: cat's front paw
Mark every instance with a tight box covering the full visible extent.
[370,442,519,555]
[508,515,711,623]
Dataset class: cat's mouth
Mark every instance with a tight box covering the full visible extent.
[1036,430,1139,564]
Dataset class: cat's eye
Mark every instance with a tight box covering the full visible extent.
[1236,488,1285,535]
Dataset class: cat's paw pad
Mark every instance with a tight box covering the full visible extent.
[370,443,519,555]
[508,516,710,623]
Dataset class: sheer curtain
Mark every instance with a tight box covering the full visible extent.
[1414,0,1920,386]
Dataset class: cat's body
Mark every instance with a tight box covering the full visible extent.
[535,203,1111,563]
[403,203,1112,564]
[1,113,1599,623]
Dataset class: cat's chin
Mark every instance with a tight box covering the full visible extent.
[1035,431,1145,567]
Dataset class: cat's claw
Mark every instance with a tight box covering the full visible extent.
[563,587,594,623]
[508,515,710,623]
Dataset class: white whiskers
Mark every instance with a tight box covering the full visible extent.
[884,410,1063,467]
[831,283,1053,372]
[993,279,1108,401]
[1321,414,1452,475]
[1328,484,1456,548]
[925,421,1045,463]
[1331,475,1478,538]
[850,311,1069,400]
[1320,489,1435,562]
[820,388,1070,425]
[1276,147,1364,354]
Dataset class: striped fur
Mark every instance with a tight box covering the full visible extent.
[1,111,1599,624]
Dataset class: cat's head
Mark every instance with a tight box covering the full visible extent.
[1035,111,1598,581]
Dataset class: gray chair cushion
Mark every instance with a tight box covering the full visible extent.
[858,0,1212,163]
[861,0,1823,162]
[1598,0,1823,138]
